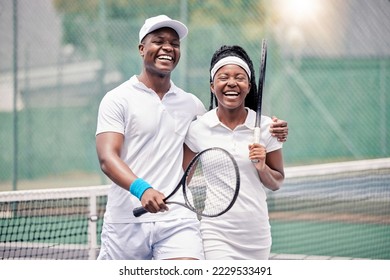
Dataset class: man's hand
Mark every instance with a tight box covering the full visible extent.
[140,188,169,213]
[270,116,288,142]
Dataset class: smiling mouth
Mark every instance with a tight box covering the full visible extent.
[158,55,174,62]
[224,91,239,97]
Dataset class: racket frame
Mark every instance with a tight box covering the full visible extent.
[254,39,268,143]
[252,39,268,163]
[133,147,240,218]
[183,147,240,217]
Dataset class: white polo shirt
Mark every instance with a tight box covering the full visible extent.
[96,75,206,223]
[185,108,282,258]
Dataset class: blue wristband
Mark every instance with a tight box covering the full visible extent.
[130,178,153,200]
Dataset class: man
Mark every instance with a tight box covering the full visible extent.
[95,15,288,260]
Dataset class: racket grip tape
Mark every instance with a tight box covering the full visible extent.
[253,127,261,144]
[133,206,148,217]
[251,127,261,163]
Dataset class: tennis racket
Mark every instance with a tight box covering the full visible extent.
[252,39,268,163]
[133,147,240,218]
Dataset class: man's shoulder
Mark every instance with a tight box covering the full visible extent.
[171,85,206,113]
[102,77,141,102]
[109,77,134,93]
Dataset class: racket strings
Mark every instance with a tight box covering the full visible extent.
[185,149,239,217]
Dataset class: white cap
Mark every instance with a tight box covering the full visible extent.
[139,15,188,43]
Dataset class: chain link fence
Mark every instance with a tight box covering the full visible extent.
[1,0,389,190]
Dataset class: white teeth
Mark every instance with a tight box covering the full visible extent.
[158,55,173,61]
[224,92,239,96]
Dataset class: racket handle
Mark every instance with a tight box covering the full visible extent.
[253,127,261,144]
[133,206,148,217]
[251,127,261,163]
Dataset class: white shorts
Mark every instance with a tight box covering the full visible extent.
[97,219,204,260]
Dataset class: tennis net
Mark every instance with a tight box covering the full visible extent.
[268,158,390,260]
[0,185,109,260]
[1,158,389,260]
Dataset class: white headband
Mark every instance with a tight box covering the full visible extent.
[210,56,251,80]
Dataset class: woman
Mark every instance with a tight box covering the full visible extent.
[184,45,285,259]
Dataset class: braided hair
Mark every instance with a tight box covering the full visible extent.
[209,45,258,111]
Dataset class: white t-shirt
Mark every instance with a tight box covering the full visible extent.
[185,108,283,259]
[96,75,206,223]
